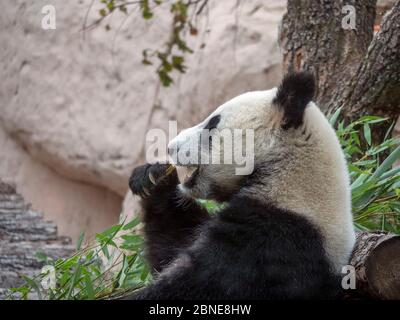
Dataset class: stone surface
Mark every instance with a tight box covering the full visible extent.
[0,125,122,241]
[0,180,74,299]
[0,0,286,237]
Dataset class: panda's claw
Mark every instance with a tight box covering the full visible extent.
[148,172,157,185]
[142,187,151,196]
[129,163,178,198]
[129,164,152,197]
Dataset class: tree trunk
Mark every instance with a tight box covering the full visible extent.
[334,2,400,122]
[279,0,376,110]
[279,0,400,136]
[350,231,400,299]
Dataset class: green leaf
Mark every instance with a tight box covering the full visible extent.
[380,167,400,181]
[142,58,153,65]
[158,70,173,87]
[351,173,369,189]
[140,0,153,19]
[96,224,122,244]
[102,245,110,259]
[143,10,153,19]
[35,251,47,263]
[384,121,396,141]
[328,107,342,127]
[22,276,42,300]
[67,261,82,300]
[120,235,144,251]
[372,145,400,179]
[140,264,150,282]
[107,0,115,11]
[84,273,95,300]
[122,217,141,230]
[354,222,370,232]
[99,9,107,17]
[356,116,387,124]
[363,123,371,146]
[101,224,122,236]
[76,232,85,251]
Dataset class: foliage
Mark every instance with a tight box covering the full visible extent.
[330,108,400,233]
[7,217,150,300]
[8,113,400,300]
[93,0,209,87]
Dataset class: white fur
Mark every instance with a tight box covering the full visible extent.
[241,102,355,272]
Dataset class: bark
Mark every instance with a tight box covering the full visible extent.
[279,0,400,129]
[279,0,377,109]
[334,2,400,121]
[350,231,400,299]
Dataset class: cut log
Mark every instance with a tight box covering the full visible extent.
[350,231,400,299]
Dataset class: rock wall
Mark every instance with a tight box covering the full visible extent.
[0,180,74,299]
[0,125,123,241]
[0,0,286,239]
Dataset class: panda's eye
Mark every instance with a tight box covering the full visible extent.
[204,115,221,131]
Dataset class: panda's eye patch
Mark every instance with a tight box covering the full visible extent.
[204,115,221,131]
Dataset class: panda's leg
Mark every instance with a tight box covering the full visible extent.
[129,163,210,273]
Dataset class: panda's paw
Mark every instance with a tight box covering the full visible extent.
[129,163,177,198]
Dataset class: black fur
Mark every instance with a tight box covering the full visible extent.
[126,163,341,300]
[129,163,210,272]
[274,72,315,130]
[203,115,221,130]
[208,181,239,202]
[182,167,200,190]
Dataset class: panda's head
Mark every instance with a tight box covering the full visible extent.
[168,71,355,270]
[168,72,316,202]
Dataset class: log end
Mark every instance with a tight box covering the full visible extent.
[366,236,400,299]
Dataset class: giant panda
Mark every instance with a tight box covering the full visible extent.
[126,72,355,299]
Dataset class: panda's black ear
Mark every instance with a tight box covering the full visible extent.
[273,72,315,130]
